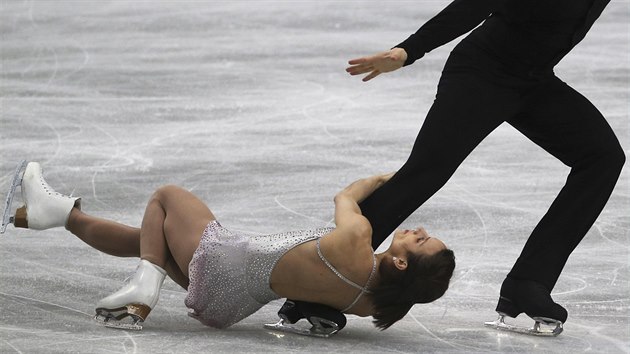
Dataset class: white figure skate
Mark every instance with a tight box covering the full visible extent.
[1,161,81,233]
[94,259,167,330]
[1,161,27,233]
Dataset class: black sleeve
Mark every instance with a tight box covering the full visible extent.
[395,0,502,66]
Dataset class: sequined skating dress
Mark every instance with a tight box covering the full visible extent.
[185,220,333,328]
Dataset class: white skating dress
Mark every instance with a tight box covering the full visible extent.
[185,220,333,328]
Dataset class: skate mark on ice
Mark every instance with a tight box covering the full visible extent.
[20,7,59,89]
[273,195,328,224]
[569,298,628,308]
[60,39,91,81]
[593,218,630,232]
[442,184,490,285]
[609,264,628,286]
[2,340,22,354]
[299,93,358,141]
[16,256,118,284]
[43,47,59,88]
[593,223,629,250]
[301,100,339,140]
[568,322,630,353]
[122,331,138,354]
[449,180,543,215]
[550,274,588,296]
[3,96,189,102]
[0,291,91,317]
[33,333,151,352]
[407,312,479,351]
[35,119,63,164]
[88,123,122,203]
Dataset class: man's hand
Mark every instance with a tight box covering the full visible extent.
[345,48,407,82]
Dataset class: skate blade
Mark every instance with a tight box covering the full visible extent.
[484,315,563,337]
[264,319,339,338]
[94,312,143,331]
[1,160,27,234]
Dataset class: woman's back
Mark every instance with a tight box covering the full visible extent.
[271,228,376,316]
[186,222,334,328]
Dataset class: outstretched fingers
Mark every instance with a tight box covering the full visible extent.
[346,49,407,82]
[363,70,381,82]
[348,57,368,65]
[346,59,375,76]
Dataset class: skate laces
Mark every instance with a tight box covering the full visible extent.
[38,174,76,199]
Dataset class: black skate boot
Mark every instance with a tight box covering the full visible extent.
[485,277,566,336]
[277,300,305,324]
[264,300,346,338]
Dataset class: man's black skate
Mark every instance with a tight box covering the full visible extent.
[264,300,346,338]
[484,277,566,336]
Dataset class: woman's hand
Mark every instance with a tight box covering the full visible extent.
[337,172,397,204]
[345,48,408,82]
[378,172,395,186]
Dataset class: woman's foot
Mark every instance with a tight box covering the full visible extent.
[14,162,81,230]
[94,259,166,330]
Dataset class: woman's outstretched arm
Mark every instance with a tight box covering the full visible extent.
[333,173,394,242]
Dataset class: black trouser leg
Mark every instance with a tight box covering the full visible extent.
[506,77,625,290]
[286,70,520,324]
[360,71,519,248]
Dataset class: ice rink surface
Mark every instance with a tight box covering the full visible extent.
[1,1,628,353]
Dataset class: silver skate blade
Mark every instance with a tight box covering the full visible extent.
[94,313,143,331]
[484,315,563,337]
[264,319,338,338]
[1,160,27,234]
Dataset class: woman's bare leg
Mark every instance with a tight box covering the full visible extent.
[144,185,216,278]
[66,210,140,257]
[65,207,190,289]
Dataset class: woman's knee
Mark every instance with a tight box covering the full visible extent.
[152,184,185,206]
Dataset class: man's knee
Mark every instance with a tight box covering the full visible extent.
[584,140,626,179]
[601,141,625,174]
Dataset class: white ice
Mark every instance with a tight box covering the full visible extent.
[1,1,628,353]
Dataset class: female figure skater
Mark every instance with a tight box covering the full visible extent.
[7,162,454,331]
[339,0,625,335]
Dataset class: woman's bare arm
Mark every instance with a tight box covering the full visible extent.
[333,173,394,235]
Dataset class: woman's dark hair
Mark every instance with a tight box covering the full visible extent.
[369,248,455,330]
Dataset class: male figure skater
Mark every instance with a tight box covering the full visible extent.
[273,0,624,336]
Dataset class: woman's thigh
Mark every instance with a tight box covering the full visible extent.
[156,185,216,277]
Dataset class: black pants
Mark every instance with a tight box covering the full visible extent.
[359,42,625,291]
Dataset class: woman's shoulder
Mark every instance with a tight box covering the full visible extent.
[328,217,372,247]
[319,226,374,270]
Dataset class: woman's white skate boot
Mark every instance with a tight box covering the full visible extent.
[95,259,167,330]
[13,162,81,230]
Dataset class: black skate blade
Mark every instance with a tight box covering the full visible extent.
[94,312,143,331]
[484,315,563,337]
[264,319,339,338]
[1,160,27,234]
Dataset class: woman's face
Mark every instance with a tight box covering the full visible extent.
[392,227,446,257]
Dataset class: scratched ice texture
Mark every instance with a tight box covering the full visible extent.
[0,1,628,353]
